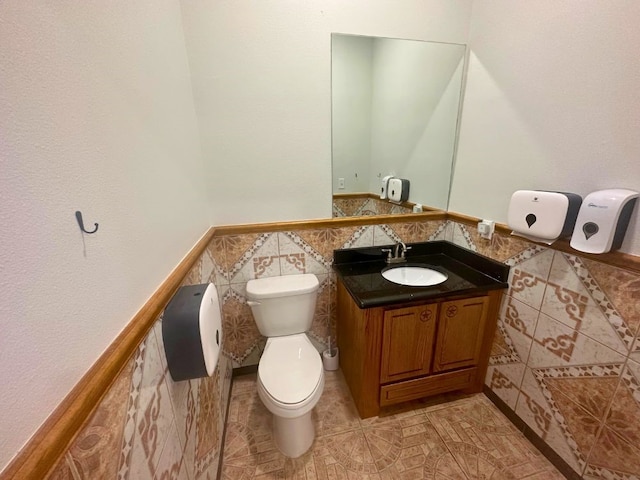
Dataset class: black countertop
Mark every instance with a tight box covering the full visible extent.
[333,241,510,308]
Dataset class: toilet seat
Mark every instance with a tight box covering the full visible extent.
[258,334,323,407]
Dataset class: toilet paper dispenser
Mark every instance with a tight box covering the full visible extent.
[162,283,222,382]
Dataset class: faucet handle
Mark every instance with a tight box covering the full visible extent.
[381,248,393,261]
[401,244,412,258]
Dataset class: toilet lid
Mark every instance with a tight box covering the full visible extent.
[259,335,322,404]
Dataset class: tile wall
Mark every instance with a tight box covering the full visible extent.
[211,220,450,367]
[332,197,413,217]
[446,222,640,479]
[45,243,233,480]
[42,217,640,479]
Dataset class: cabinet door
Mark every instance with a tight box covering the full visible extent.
[380,304,437,383]
[433,296,489,372]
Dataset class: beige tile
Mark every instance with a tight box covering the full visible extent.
[541,253,631,355]
[500,296,539,363]
[426,395,556,479]
[584,426,640,478]
[528,313,626,368]
[485,363,526,410]
[221,284,262,363]
[602,359,640,447]
[516,372,583,474]
[506,249,554,310]
[383,220,448,244]
[277,232,330,276]
[490,232,539,264]
[221,374,566,480]
[224,233,282,284]
[372,224,400,246]
[45,356,134,480]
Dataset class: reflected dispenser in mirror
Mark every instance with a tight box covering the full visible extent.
[570,189,639,254]
[508,190,582,244]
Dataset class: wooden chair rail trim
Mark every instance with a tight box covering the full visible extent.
[447,211,640,274]
[212,211,447,236]
[0,227,215,480]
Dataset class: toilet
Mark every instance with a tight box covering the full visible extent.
[246,273,324,458]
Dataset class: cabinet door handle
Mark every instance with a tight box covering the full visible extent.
[420,310,432,322]
[445,305,458,318]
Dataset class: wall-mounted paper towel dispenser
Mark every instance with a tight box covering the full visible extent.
[508,190,582,244]
[570,189,639,254]
[162,283,222,382]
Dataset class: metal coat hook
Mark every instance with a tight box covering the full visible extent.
[75,211,99,234]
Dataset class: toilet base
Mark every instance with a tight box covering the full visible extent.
[272,410,314,458]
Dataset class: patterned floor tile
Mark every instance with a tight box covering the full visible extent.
[221,372,564,480]
[426,396,557,480]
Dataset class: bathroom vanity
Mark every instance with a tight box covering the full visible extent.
[333,241,509,418]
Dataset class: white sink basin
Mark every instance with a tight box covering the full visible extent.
[382,265,448,287]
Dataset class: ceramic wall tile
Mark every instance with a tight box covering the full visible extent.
[45,357,134,479]
[289,229,335,266]
[500,296,539,363]
[486,362,526,410]
[309,273,331,346]
[584,359,640,478]
[152,420,185,479]
[124,330,177,479]
[277,231,329,276]
[381,220,448,244]
[220,283,262,364]
[528,313,626,368]
[450,221,477,252]
[332,197,412,217]
[340,225,375,249]
[515,368,588,475]
[332,198,366,217]
[490,232,540,264]
[485,295,538,409]
[372,224,401,246]
[541,253,632,355]
[507,249,554,310]
[48,240,232,480]
[221,233,281,284]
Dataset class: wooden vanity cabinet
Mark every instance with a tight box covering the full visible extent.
[337,281,502,418]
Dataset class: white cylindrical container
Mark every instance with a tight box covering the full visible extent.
[322,348,339,371]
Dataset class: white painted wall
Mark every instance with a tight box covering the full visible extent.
[369,39,465,209]
[0,2,208,470]
[450,1,640,255]
[180,0,474,224]
[331,35,373,193]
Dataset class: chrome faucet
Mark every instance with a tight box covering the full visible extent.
[381,242,412,264]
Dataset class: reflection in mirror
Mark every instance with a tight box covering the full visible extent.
[331,34,466,217]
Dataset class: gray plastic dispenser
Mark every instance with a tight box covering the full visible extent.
[162,283,222,382]
[570,189,639,254]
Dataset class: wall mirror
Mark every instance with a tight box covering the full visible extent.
[331,33,466,217]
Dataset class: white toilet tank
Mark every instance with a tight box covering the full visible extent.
[246,274,319,337]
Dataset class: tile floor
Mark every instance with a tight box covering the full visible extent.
[220,371,566,479]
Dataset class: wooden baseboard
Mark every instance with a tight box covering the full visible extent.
[0,227,215,480]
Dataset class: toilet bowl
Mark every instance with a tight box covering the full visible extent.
[257,334,324,457]
[246,274,324,458]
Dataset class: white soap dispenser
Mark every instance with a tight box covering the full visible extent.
[570,189,639,254]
